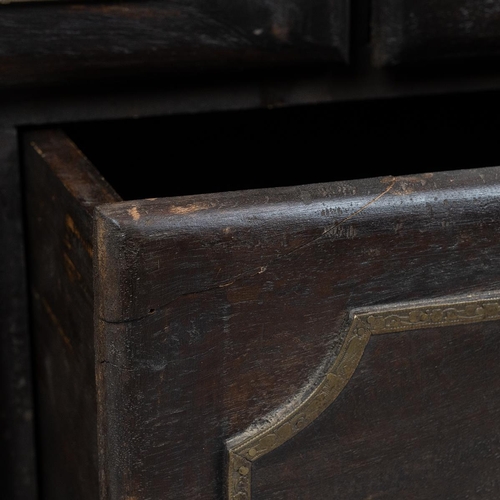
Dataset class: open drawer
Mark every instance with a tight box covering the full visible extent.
[23,119,500,500]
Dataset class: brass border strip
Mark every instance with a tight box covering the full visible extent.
[226,293,500,500]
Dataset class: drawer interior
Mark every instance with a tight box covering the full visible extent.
[60,89,500,201]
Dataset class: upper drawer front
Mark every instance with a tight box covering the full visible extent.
[0,0,349,87]
[373,0,500,66]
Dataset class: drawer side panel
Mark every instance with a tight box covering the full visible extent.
[23,129,120,500]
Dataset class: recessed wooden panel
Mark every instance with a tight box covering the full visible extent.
[373,0,500,67]
[0,0,349,88]
[227,294,500,499]
[252,320,500,499]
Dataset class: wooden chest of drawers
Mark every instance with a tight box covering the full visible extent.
[3,1,500,499]
[21,126,500,499]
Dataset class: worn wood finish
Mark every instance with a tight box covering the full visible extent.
[0,0,348,88]
[2,3,500,498]
[23,130,120,500]
[94,163,500,498]
[373,0,500,67]
[0,127,37,500]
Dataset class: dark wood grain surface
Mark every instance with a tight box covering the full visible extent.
[3,2,500,498]
[0,0,348,88]
[23,130,120,500]
[0,127,37,500]
[94,164,500,498]
[373,0,500,66]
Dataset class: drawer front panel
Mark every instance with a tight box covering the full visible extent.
[94,168,500,499]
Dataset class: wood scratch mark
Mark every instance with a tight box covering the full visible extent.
[128,206,140,221]
[30,141,46,158]
[63,253,82,282]
[218,177,397,285]
[169,203,210,215]
[99,179,396,325]
[322,178,396,238]
[219,266,267,288]
[66,214,93,257]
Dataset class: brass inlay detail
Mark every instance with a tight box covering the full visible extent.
[226,293,500,500]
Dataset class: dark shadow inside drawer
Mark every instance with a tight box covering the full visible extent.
[21,92,500,500]
[61,89,500,200]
